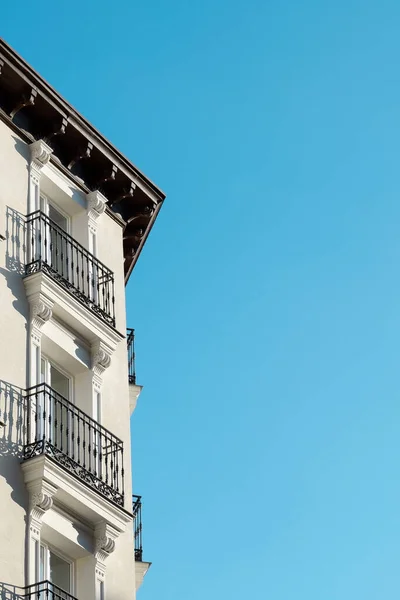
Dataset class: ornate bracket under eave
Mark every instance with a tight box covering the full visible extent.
[94,522,119,576]
[10,86,37,119]
[87,190,107,233]
[68,140,93,171]
[91,340,112,379]
[45,116,68,144]
[29,294,54,344]
[29,139,53,186]
[27,480,58,537]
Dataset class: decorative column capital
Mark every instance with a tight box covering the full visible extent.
[28,480,58,537]
[29,139,53,178]
[87,190,107,233]
[94,522,119,571]
[29,294,53,342]
[87,190,107,217]
[91,340,112,377]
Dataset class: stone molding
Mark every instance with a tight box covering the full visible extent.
[28,480,58,538]
[87,190,107,235]
[94,522,119,571]
[29,294,53,342]
[91,340,112,377]
[29,139,53,179]
[87,190,107,218]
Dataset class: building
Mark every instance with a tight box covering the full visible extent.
[0,38,165,599]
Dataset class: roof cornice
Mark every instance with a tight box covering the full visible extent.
[0,38,166,282]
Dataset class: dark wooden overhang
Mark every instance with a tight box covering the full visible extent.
[0,38,165,283]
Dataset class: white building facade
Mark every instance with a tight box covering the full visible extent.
[0,39,165,600]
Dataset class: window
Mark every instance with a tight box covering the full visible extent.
[40,195,69,233]
[40,543,73,594]
[40,358,71,400]
[48,202,69,233]
[39,196,71,277]
[38,357,72,449]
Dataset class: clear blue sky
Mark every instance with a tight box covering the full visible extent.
[4,0,400,597]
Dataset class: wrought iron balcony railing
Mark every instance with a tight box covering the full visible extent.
[127,328,136,385]
[23,383,124,507]
[25,210,115,327]
[24,581,78,600]
[0,581,78,600]
[132,494,143,561]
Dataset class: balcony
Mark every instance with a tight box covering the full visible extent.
[25,210,115,328]
[23,383,124,507]
[25,581,77,600]
[127,328,136,385]
[132,494,151,590]
[127,329,142,414]
[0,581,77,600]
[132,494,143,561]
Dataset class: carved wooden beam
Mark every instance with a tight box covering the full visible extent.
[125,205,155,225]
[110,181,136,207]
[68,141,93,170]
[45,117,68,143]
[124,228,144,244]
[95,164,118,192]
[10,87,37,119]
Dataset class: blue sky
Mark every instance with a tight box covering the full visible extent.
[4,0,400,597]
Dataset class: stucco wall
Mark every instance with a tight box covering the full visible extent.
[0,117,136,598]
[0,118,30,587]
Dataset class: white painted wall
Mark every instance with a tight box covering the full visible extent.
[0,118,137,598]
[0,118,30,587]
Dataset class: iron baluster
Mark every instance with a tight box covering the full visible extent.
[127,328,136,385]
[25,211,115,326]
[23,384,125,506]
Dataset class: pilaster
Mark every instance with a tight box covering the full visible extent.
[91,340,112,380]
[26,480,58,584]
[29,140,53,212]
[27,293,53,389]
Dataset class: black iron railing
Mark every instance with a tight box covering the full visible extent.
[23,383,124,507]
[127,328,136,384]
[25,210,115,327]
[23,581,78,600]
[132,494,143,561]
[0,581,78,600]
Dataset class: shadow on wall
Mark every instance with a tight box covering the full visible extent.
[5,206,26,276]
[0,381,27,511]
[12,134,30,162]
[0,207,28,325]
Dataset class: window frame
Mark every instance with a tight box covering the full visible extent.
[40,193,71,234]
[39,541,75,595]
[40,355,74,405]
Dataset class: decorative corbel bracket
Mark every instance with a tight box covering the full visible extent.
[95,164,118,193]
[68,141,93,171]
[29,139,53,182]
[126,204,155,225]
[91,340,112,378]
[87,190,107,232]
[110,180,136,208]
[27,480,58,538]
[45,117,68,143]
[10,87,37,119]
[94,522,119,573]
[31,296,53,328]
[29,293,53,344]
